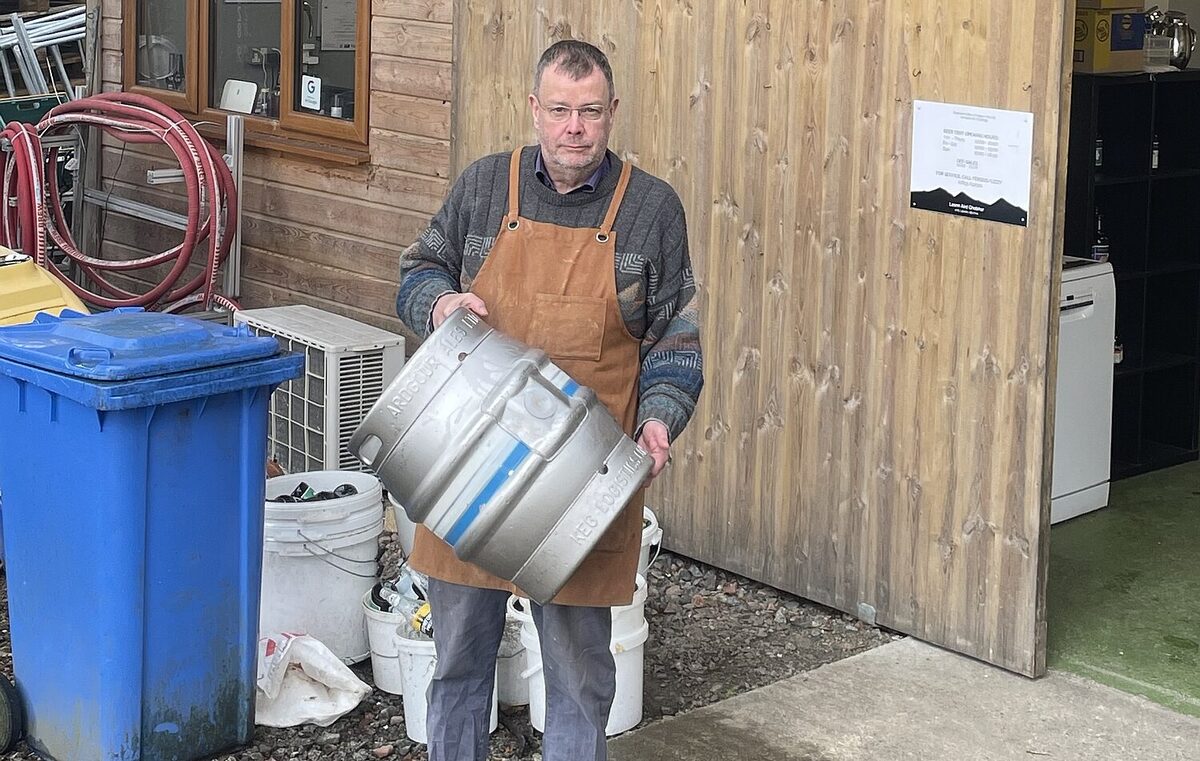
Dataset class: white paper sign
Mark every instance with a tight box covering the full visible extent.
[301,75,322,111]
[321,0,357,51]
[910,100,1034,227]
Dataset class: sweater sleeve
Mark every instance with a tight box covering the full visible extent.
[396,171,471,341]
[638,193,704,441]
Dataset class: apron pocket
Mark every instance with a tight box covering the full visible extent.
[528,293,606,361]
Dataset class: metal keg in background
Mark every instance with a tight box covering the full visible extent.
[349,308,651,603]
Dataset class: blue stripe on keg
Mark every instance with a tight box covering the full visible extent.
[443,377,579,548]
[445,442,531,547]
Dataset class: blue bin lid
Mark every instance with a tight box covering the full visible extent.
[0,308,280,380]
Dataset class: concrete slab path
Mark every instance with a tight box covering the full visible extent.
[608,639,1200,761]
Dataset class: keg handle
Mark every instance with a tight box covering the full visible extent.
[481,355,588,460]
[409,409,496,510]
[480,355,542,418]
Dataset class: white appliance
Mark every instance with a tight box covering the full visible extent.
[233,305,405,474]
[1051,256,1116,524]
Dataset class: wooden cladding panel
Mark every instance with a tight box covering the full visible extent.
[100,137,449,214]
[98,241,407,337]
[101,18,121,52]
[370,92,451,140]
[453,0,1069,676]
[369,129,451,175]
[371,55,453,101]
[371,18,454,63]
[100,148,429,245]
[373,0,452,24]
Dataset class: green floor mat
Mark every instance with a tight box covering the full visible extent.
[1048,462,1200,717]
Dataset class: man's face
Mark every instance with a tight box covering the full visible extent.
[530,64,618,176]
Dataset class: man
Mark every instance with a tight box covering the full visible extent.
[396,39,703,761]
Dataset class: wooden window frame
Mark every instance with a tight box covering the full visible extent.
[122,0,371,164]
[122,0,198,114]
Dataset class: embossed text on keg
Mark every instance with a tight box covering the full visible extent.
[385,318,474,416]
[385,354,439,416]
[435,323,469,353]
[570,450,648,545]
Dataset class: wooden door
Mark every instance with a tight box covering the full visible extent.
[452,0,1074,676]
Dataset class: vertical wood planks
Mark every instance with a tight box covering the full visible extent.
[452,0,1070,675]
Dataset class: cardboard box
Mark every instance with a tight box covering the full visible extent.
[1074,8,1146,73]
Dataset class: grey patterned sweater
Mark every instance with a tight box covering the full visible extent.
[396,146,703,441]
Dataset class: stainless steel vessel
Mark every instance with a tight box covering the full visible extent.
[349,308,651,603]
[1148,7,1196,69]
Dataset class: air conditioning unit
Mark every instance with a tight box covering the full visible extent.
[234,305,405,473]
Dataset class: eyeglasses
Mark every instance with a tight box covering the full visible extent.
[537,99,610,122]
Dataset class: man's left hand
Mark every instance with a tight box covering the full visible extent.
[637,420,671,483]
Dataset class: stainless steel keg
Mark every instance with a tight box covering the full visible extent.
[349,308,651,603]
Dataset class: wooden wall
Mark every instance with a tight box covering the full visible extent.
[96,0,454,335]
[454,0,1071,676]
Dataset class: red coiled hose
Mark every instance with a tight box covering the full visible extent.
[1,92,239,312]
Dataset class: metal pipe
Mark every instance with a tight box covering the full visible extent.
[223,115,244,299]
[82,188,188,231]
[0,50,15,97]
[10,17,49,94]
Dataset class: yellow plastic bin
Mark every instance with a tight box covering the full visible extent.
[0,250,88,326]
[0,250,87,576]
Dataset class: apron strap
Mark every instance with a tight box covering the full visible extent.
[599,159,633,237]
[506,149,522,222]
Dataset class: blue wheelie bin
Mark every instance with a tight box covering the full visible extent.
[0,308,304,760]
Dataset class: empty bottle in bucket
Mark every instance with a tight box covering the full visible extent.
[349,308,651,604]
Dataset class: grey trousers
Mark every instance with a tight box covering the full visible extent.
[425,578,615,761]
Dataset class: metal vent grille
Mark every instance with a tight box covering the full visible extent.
[336,351,386,470]
[233,306,404,474]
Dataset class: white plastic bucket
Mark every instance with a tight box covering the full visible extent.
[387,492,417,558]
[506,594,533,628]
[639,506,663,578]
[521,620,649,736]
[362,591,406,694]
[261,471,384,664]
[498,598,530,707]
[510,574,645,642]
[395,631,498,744]
[612,574,648,641]
[518,574,648,736]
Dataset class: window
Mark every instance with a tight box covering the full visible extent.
[124,0,370,159]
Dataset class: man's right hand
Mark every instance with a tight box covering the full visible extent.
[432,292,489,328]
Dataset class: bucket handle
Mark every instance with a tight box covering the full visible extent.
[644,527,664,570]
[647,540,663,571]
[297,530,379,579]
[519,660,543,679]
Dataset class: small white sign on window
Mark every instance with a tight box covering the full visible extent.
[301,75,322,111]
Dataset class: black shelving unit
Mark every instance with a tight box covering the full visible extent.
[1065,70,1200,480]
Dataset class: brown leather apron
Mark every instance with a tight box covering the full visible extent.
[408,149,644,607]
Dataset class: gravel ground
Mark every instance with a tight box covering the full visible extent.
[0,533,895,760]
